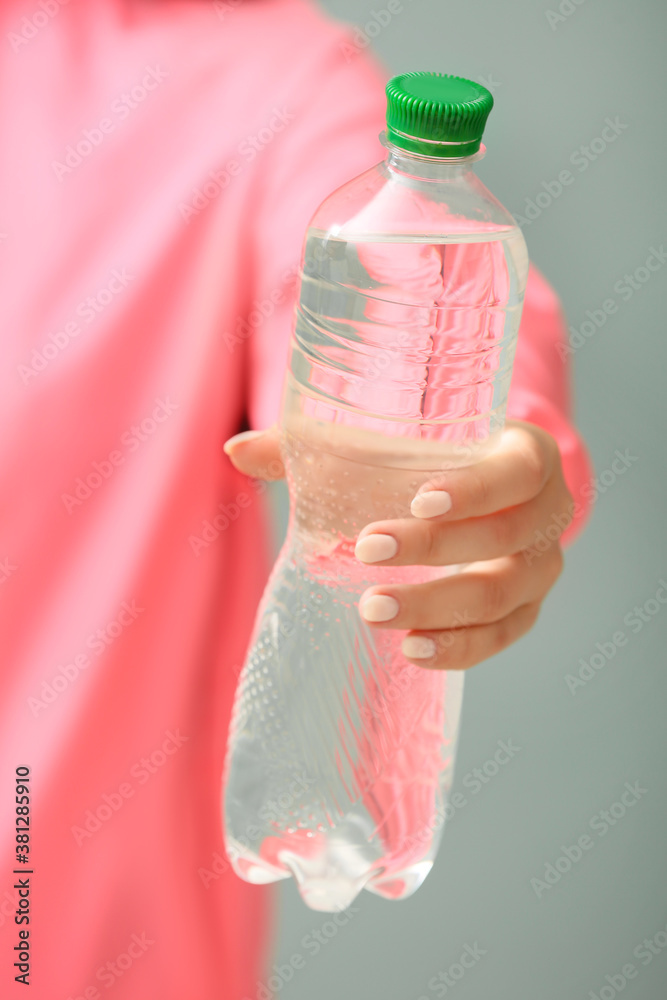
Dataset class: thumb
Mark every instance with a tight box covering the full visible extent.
[223,427,285,480]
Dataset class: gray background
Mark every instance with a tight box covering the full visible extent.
[269,1,667,997]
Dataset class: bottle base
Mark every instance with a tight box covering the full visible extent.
[226,832,435,911]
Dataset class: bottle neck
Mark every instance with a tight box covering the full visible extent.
[381,133,485,181]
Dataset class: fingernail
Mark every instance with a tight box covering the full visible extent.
[402,636,437,659]
[223,429,264,454]
[359,594,399,623]
[354,533,398,564]
[411,490,452,519]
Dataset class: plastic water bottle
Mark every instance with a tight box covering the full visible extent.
[223,72,529,911]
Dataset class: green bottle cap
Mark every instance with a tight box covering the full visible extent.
[385,72,494,158]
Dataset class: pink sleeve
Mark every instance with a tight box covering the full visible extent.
[246,40,592,549]
[507,264,594,546]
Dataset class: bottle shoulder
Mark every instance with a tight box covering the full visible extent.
[307,159,521,243]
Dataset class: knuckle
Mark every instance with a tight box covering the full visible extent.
[522,501,548,550]
[423,523,440,564]
[479,574,507,621]
[466,467,491,510]
[491,510,517,553]
[446,625,474,668]
[492,602,539,655]
[431,634,452,668]
[520,435,550,496]
[491,614,518,655]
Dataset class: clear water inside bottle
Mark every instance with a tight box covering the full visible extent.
[224,225,527,911]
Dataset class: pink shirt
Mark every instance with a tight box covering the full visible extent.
[0,1,592,997]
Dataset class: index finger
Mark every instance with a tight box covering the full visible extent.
[410,422,558,522]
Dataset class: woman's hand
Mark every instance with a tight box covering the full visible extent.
[224,420,572,670]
